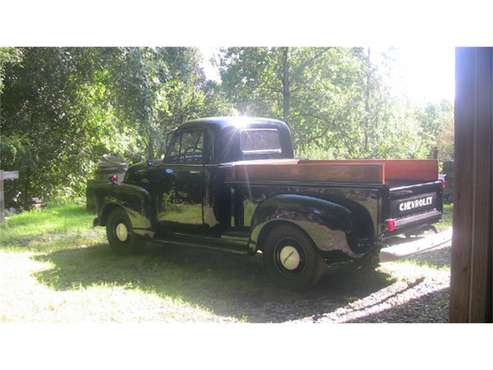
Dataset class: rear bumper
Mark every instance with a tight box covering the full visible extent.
[384,209,442,237]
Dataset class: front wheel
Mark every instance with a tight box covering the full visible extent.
[262,225,325,290]
[106,208,139,254]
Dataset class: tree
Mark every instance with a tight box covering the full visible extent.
[106,47,231,158]
[414,100,454,160]
[0,47,453,209]
[218,47,416,159]
[0,47,231,208]
[1,48,120,207]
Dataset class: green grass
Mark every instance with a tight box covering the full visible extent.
[0,203,99,249]
[1,204,244,322]
[437,203,453,231]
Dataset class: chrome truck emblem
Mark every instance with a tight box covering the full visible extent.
[399,196,433,212]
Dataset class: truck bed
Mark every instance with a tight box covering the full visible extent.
[228,159,438,185]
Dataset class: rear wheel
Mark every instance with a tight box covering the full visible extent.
[106,208,139,254]
[262,225,325,290]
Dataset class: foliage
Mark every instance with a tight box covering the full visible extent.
[437,203,453,231]
[413,100,454,160]
[1,48,106,206]
[0,47,230,208]
[0,48,22,95]
[104,47,232,159]
[218,47,453,160]
[1,47,453,208]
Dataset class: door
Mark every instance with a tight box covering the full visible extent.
[155,128,206,233]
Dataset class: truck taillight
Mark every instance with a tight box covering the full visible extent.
[439,174,448,188]
[385,218,397,232]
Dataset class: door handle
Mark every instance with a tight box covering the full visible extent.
[188,170,200,174]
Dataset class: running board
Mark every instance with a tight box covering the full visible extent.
[146,234,250,256]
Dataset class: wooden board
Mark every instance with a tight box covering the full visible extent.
[229,158,437,184]
[232,161,384,184]
[0,170,19,223]
[449,47,493,323]
[304,159,438,183]
[1,171,19,180]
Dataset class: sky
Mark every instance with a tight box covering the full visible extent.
[380,46,455,103]
[200,47,455,104]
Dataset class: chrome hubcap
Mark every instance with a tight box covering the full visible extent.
[115,222,128,242]
[279,245,301,270]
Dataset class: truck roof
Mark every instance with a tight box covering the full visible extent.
[179,116,291,132]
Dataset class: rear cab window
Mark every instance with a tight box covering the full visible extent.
[239,129,282,157]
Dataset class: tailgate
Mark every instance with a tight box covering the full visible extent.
[386,181,443,233]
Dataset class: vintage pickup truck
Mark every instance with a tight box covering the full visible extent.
[88,117,443,289]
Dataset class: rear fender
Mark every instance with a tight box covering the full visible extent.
[249,194,358,256]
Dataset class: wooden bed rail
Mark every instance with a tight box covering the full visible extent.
[229,159,438,184]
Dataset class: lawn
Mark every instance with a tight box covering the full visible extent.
[436,203,453,231]
[0,202,453,323]
[0,203,251,322]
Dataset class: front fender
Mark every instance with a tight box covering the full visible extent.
[250,194,358,256]
[93,183,153,230]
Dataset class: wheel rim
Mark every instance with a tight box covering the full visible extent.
[279,245,301,270]
[274,239,305,274]
[115,222,129,242]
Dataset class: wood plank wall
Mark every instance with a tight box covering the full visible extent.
[449,47,493,322]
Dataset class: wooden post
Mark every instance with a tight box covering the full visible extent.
[449,47,493,322]
[0,171,3,224]
[0,170,19,223]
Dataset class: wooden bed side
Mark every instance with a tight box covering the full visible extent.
[303,159,439,183]
[380,160,438,182]
[232,162,384,184]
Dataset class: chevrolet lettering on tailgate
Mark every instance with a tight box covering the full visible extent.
[399,196,433,212]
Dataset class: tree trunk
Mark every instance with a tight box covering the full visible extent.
[282,47,290,124]
[144,95,154,159]
[364,47,371,155]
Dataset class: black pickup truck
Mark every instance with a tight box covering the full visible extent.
[88,117,443,288]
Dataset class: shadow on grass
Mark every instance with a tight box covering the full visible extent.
[33,243,396,322]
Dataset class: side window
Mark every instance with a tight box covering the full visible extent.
[165,133,181,163]
[180,130,203,163]
[165,130,204,163]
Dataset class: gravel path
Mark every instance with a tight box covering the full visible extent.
[288,231,452,323]
[295,265,450,323]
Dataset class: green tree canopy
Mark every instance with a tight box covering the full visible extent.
[0,47,230,208]
[0,47,452,209]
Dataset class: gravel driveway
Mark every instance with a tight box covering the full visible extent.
[288,230,452,323]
